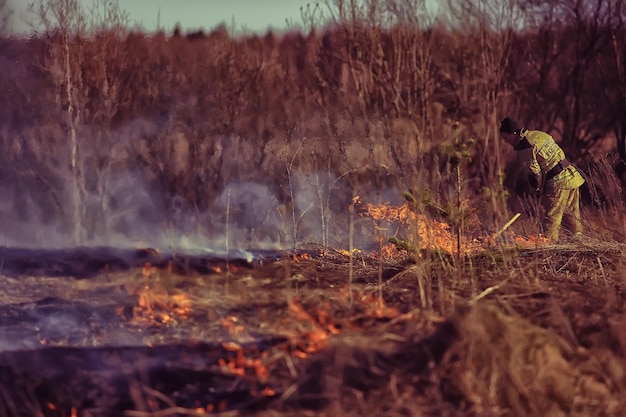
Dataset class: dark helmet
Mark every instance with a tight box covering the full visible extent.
[500,117,521,134]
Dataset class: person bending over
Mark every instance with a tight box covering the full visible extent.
[500,117,585,241]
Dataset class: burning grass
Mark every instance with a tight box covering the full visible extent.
[3,8,626,415]
[358,198,553,257]
[0,236,625,416]
[0,200,623,417]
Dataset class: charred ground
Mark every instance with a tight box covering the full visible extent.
[0,241,624,417]
[2,2,626,415]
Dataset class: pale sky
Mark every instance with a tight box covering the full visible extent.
[6,0,320,35]
[119,0,316,33]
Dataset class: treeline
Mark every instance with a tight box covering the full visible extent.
[0,0,625,246]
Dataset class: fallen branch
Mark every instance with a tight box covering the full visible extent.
[495,213,521,238]
[468,278,511,305]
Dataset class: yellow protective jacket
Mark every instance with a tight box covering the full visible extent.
[514,129,585,191]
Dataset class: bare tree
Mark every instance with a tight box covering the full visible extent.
[444,0,519,182]
[510,0,614,156]
[607,0,626,163]
[29,0,87,244]
[28,0,129,244]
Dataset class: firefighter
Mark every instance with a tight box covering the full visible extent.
[499,117,585,242]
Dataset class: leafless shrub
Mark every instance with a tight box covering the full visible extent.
[1,0,626,250]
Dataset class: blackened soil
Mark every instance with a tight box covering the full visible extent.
[0,244,624,417]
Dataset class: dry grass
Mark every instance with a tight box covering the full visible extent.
[1,6,625,245]
[0,240,625,416]
[0,1,626,416]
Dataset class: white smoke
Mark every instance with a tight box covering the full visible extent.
[0,154,402,254]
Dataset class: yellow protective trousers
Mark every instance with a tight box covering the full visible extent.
[541,169,584,241]
[541,187,582,241]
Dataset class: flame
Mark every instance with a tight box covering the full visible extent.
[286,300,335,356]
[292,253,311,262]
[122,262,194,326]
[211,299,344,387]
[358,292,401,319]
[228,262,240,273]
[218,341,270,384]
[357,198,551,256]
[170,293,192,317]
[358,200,466,254]
[111,267,425,407]
[118,241,460,409]
[220,315,255,342]
[511,232,551,248]
[376,243,404,260]
[335,248,362,257]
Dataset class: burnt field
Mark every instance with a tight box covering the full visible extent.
[1,238,625,417]
[4,1,626,415]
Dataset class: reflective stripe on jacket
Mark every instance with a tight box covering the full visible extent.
[514,130,585,190]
